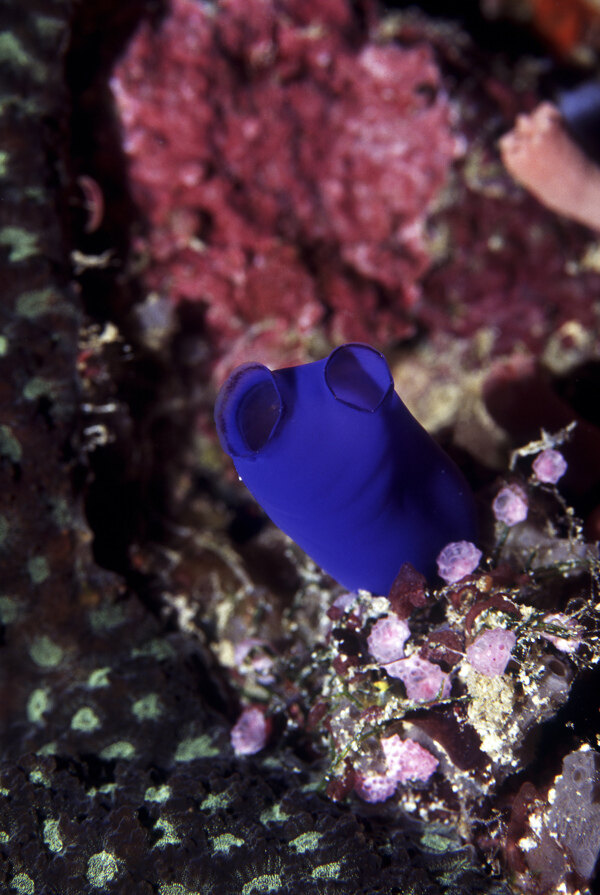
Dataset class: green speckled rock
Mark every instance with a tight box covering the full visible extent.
[0,1,560,893]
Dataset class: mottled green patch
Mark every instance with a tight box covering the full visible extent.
[154,818,180,847]
[29,765,50,787]
[159,885,201,895]
[311,861,342,880]
[43,818,63,853]
[420,832,456,853]
[89,602,127,632]
[0,425,22,462]
[131,637,176,661]
[16,287,69,318]
[0,514,8,547]
[0,32,29,66]
[0,32,46,81]
[0,830,9,842]
[28,556,49,584]
[174,734,218,761]
[299,779,321,793]
[145,784,171,803]
[289,831,322,853]
[71,706,100,732]
[88,782,118,798]
[0,150,8,177]
[29,636,63,668]
[0,227,39,262]
[99,783,119,795]
[23,377,57,402]
[24,185,46,201]
[50,496,71,529]
[0,786,9,796]
[259,803,289,825]
[0,595,21,624]
[210,833,244,853]
[33,15,65,41]
[27,688,51,723]
[10,873,34,894]
[99,741,135,761]
[241,874,281,894]
[86,851,119,887]
[0,94,41,116]
[87,667,111,688]
[0,334,7,355]
[438,857,470,886]
[200,789,233,811]
[132,692,162,721]
[37,741,57,756]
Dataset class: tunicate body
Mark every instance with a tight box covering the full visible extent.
[215,343,476,593]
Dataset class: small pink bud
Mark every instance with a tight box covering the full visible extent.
[381,735,438,783]
[493,484,528,526]
[466,627,516,676]
[367,615,411,664]
[436,540,482,584]
[354,770,397,803]
[354,735,438,802]
[385,654,451,701]
[231,706,269,755]
[532,449,567,484]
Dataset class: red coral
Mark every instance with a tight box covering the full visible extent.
[421,628,464,669]
[387,562,428,620]
[505,781,539,873]
[111,0,457,378]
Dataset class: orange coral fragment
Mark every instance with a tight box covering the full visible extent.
[531,0,595,56]
[499,101,600,231]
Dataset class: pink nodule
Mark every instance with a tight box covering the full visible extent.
[466,627,516,677]
[231,706,269,756]
[436,540,482,584]
[367,615,411,664]
[354,735,438,802]
[381,734,438,783]
[532,449,568,484]
[492,484,528,526]
[385,654,451,701]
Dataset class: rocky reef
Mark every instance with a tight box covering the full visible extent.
[2,1,600,894]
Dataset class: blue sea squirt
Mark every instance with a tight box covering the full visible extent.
[215,343,477,593]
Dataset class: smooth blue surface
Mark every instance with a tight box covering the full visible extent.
[215,343,477,594]
[558,80,600,165]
